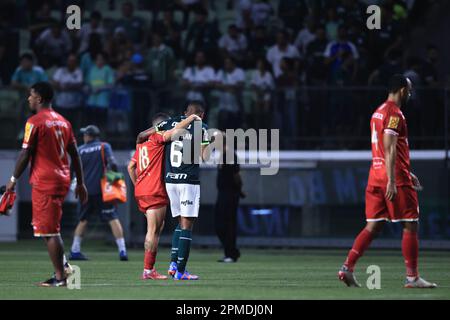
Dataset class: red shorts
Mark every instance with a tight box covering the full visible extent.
[365,185,419,222]
[135,194,169,213]
[31,188,65,237]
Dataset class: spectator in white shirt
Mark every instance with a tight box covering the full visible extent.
[77,11,106,54]
[250,0,274,27]
[51,53,84,129]
[218,24,248,63]
[294,17,316,55]
[251,57,274,129]
[215,57,245,130]
[266,30,301,78]
[35,23,72,67]
[182,50,215,103]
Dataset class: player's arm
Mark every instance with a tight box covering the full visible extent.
[5,147,33,192]
[162,114,201,142]
[383,133,398,201]
[104,143,119,172]
[67,142,88,205]
[136,127,156,144]
[127,160,137,186]
[410,172,423,191]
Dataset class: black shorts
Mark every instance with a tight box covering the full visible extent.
[78,194,118,222]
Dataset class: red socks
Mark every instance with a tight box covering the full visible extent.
[144,250,157,271]
[402,230,419,278]
[344,229,374,272]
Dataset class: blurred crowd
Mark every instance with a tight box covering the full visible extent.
[0,0,446,148]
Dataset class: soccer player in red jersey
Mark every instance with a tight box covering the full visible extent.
[128,113,201,280]
[338,74,437,288]
[5,82,88,287]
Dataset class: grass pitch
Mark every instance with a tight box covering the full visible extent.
[0,240,449,300]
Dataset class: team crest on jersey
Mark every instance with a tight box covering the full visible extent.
[387,116,400,129]
[24,122,34,143]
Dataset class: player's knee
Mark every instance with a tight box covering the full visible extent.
[365,221,384,234]
[402,221,418,233]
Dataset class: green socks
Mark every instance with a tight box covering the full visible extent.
[171,225,182,263]
[177,229,192,273]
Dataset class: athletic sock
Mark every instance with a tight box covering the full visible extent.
[71,235,82,253]
[116,238,126,253]
[177,229,192,274]
[63,254,68,265]
[144,250,157,271]
[171,225,182,263]
[402,230,419,279]
[344,229,374,272]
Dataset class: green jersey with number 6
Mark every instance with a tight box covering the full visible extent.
[156,116,209,185]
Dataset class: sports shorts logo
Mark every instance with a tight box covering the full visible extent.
[166,173,188,180]
[181,200,193,206]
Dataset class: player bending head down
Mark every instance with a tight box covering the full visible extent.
[128,112,201,280]
[338,74,437,289]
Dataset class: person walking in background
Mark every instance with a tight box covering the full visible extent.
[69,125,128,261]
[214,132,245,263]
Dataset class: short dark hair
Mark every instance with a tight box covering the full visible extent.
[388,74,408,93]
[187,100,205,115]
[31,82,54,105]
[20,53,33,62]
[152,112,170,126]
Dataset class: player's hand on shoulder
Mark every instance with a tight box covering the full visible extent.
[189,114,202,122]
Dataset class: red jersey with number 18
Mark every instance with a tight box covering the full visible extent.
[22,108,76,195]
[131,132,168,198]
[368,100,413,187]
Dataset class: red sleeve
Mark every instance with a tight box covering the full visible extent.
[152,132,166,145]
[22,119,38,149]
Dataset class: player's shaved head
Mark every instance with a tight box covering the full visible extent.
[185,101,205,118]
[388,74,412,107]
[152,112,170,126]
[388,74,409,93]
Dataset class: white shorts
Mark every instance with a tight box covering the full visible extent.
[165,183,200,218]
